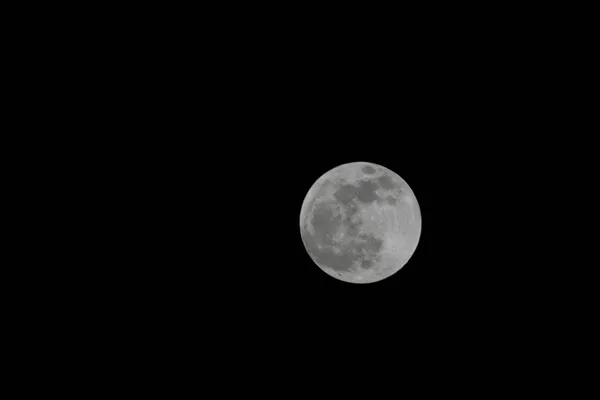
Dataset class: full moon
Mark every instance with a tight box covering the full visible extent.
[300,162,421,283]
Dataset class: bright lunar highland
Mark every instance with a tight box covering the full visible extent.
[300,162,421,283]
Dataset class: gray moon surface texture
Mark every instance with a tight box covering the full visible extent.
[300,162,421,283]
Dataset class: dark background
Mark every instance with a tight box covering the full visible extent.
[29,22,564,320]
[11,5,591,385]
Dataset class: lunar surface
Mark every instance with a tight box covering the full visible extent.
[300,162,421,283]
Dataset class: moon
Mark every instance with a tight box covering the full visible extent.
[300,162,421,283]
